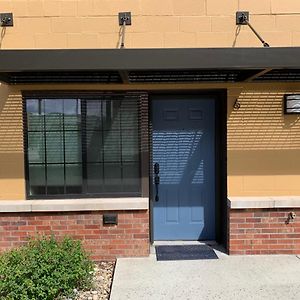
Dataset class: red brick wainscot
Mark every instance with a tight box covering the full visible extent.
[229,208,300,255]
[0,210,150,260]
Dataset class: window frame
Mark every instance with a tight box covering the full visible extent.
[23,91,146,200]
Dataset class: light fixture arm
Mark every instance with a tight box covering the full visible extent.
[120,20,126,49]
[118,12,132,49]
[236,12,270,48]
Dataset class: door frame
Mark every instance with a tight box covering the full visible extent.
[148,90,227,246]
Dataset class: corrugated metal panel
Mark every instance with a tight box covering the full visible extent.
[5,69,261,84]
[254,69,300,81]
[3,68,300,84]
[8,71,122,84]
[128,70,259,83]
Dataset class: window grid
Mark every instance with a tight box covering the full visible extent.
[24,95,141,199]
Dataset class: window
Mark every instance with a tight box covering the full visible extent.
[24,94,141,198]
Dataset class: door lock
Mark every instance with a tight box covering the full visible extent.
[154,176,160,185]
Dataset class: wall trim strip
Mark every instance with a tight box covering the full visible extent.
[228,196,300,209]
[0,197,149,212]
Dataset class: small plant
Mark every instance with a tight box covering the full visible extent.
[0,235,94,300]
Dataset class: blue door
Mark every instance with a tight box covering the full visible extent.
[152,95,215,240]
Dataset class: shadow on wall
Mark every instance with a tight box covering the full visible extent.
[0,27,6,49]
[227,90,300,176]
[0,83,24,180]
[232,26,241,48]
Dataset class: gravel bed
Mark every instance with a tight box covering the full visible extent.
[74,261,115,300]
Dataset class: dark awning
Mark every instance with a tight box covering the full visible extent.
[1,47,300,84]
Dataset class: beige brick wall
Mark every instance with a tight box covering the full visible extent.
[1,82,300,200]
[227,85,300,196]
[0,0,300,48]
[1,2,300,200]
[0,84,25,200]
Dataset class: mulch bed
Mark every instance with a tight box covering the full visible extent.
[75,261,115,300]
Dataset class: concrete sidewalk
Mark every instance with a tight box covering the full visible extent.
[111,246,300,300]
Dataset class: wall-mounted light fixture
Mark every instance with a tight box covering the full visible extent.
[236,11,269,47]
[0,13,13,27]
[284,94,300,114]
[118,12,131,49]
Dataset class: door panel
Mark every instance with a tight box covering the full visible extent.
[152,96,215,240]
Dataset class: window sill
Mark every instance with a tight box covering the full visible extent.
[228,196,300,209]
[0,197,149,213]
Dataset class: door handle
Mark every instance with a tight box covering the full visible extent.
[154,175,160,202]
[154,163,160,202]
[154,163,160,174]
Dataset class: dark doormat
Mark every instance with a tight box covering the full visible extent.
[155,244,219,261]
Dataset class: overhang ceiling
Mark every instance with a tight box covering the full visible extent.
[0,48,300,84]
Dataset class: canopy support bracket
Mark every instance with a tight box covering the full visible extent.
[244,68,273,82]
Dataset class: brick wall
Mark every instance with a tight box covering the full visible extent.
[0,210,150,260]
[229,208,300,255]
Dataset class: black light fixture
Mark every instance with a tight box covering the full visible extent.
[236,11,269,47]
[118,12,131,49]
[0,13,13,27]
[284,94,300,114]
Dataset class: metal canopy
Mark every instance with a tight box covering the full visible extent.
[1,47,300,84]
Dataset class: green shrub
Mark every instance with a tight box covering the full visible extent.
[0,236,94,300]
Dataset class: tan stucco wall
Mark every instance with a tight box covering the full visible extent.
[1,83,300,200]
[227,84,300,196]
[1,0,300,48]
[1,1,300,199]
[0,84,24,200]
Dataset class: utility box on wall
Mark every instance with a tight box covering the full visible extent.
[103,214,118,225]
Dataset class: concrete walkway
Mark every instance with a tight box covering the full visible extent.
[111,245,300,300]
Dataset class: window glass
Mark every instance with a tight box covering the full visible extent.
[64,99,81,130]
[65,131,82,163]
[86,100,102,130]
[44,99,63,131]
[123,162,140,192]
[46,164,64,194]
[86,131,103,162]
[25,95,141,197]
[28,132,45,163]
[102,100,121,131]
[103,130,121,162]
[27,99,44,131]
[46,131,64,163]
[103,163,122,192]
[121,98,138,129]
[66,164,82,194]
[28,165,46,195]
[122,130,139,161]
[86,163,104,193]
